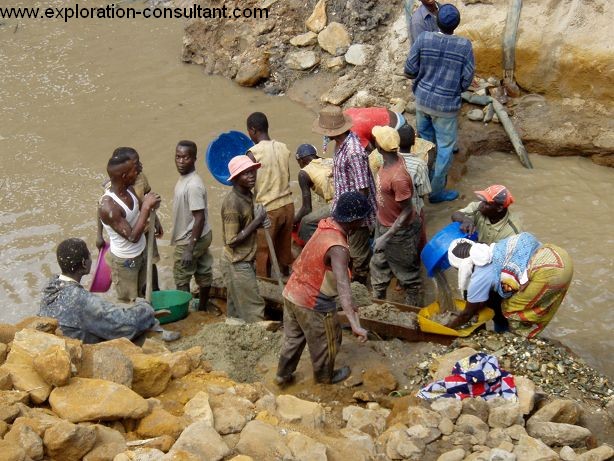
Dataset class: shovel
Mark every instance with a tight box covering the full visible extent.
[263,227,285,292]
[145,210,172,318]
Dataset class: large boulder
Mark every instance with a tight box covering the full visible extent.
[276,395,324,429]
[290,32,318,47]
[362,366,397,394]
[166,421,230,461]
[0,439,26,461]
[210,393,255,435]
[407,405,442,429]
[11,329,66,357]
[183,391,214,426]
[3,424,44,460]
[285,51,320,70]
[513,435,559,461]
[235,420,291,460]
[0,362,52,404]
[82,424,127,461]
[91,347,133,387]
[33,345,71,387]
[130,354,171,398]
[317,22,351,56]
[342,405,387,436]
[528,399,583,425]
[136,407,186,440]
[515,376,537,414]
[155,352,192,380]
[431,399,463,422]
[384,428,424,460]
[455,414,490,445]
[43,420,97,461]
[306,0,327,33]
[576,445,614,461]
[344,44,373,66]
[235,53,270,87]
[49,378,148,422]
[526,421,592,447]
[488,401,523,428]
[286,432,327,461]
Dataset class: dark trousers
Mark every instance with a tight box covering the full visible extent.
[277,299,342,383]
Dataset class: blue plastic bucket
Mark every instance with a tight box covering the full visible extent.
[421,222,477,277]
[206,131,254,186]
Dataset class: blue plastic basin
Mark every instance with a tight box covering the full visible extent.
[206,131,254,186]
[421,222,477,277]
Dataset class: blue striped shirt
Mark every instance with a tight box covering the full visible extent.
[404,32,475,116]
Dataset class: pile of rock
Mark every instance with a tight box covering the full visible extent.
[1,317,612,460]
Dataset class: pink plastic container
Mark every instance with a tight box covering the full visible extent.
[90,243,112,293]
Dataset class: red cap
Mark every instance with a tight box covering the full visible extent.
[474,185,514,208]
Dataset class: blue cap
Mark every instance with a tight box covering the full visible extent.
[295,143,318,160]
[438,4,461,30]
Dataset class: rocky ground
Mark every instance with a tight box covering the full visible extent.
[179,0,614,167]
[1,314,612,460]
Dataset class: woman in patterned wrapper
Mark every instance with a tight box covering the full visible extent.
[446,232,573,338]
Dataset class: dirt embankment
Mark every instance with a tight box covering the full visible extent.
[181,0,614,167]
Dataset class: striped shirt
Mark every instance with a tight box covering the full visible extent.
[399,151,432,213]
[332,131,377,227]
[404,31,475,116]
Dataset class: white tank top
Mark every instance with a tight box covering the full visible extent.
[101,189,146,259]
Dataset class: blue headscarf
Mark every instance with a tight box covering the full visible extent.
[491,233,541,298]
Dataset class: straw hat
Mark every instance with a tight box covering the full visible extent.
[227,155,261,182]
[312,106,353,137]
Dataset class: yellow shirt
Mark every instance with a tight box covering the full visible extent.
[302,158,334,203]
[249,140,293,212]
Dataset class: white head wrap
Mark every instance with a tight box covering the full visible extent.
[447,239,494,291]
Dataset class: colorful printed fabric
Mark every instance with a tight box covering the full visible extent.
[503,244,573,338]
[418,353,517,401]
[491,232,541,298]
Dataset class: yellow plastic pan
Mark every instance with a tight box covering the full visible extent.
[418,299,494,337]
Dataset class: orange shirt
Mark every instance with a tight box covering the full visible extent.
[283,218,349,312]
[376,157,413,227]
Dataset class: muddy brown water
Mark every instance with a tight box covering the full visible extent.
[1,7,613,379]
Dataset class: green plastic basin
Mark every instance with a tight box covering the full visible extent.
[151,290,192,324]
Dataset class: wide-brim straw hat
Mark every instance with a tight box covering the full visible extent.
[312,105,353,137]
[228,155,261,182]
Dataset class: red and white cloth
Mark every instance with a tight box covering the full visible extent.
[418,353,517,401]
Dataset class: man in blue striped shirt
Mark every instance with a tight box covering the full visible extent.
[404,4,474,203]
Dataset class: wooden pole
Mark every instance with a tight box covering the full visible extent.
[263,228,285,291]
[145,210,156,303]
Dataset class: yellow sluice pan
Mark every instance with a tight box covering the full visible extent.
[418,299,495,337]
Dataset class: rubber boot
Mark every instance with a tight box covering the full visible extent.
[199,286,221,316]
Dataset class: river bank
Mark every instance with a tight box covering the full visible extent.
[182,0,614,167]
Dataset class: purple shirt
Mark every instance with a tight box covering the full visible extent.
[331,131,377,227]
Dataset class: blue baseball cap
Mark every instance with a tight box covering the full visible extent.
[295,143,317,160]
[438,4,461,30]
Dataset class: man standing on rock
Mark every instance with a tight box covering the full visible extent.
[313,106,377,286]
[171,140,219,315]
[294,144,335,244]
[99,148,161,302]
[246,112,294,278]
[276,191,369,386]
[369,126,422,305]
[404,4,475,203]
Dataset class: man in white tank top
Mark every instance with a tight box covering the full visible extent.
[99,148,161,302]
